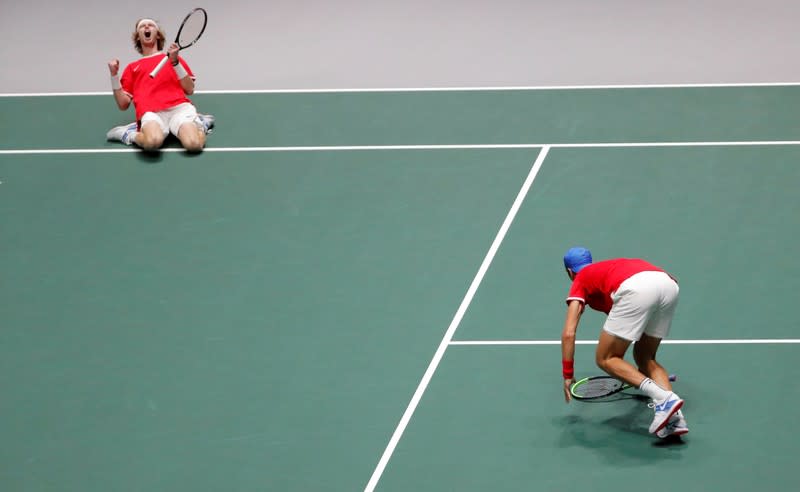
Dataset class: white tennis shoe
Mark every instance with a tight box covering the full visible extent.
[648,392,684,434]
[656,409,689,438]
[197,113,215,134]
[106,123,137,145]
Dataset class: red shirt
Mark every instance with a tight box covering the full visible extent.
[566,258,669,314]
[120,54,195,122]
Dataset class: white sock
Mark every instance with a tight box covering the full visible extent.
[639,378,671,402]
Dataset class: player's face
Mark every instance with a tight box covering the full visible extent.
[565,268,575,280]
[137,20,159,45]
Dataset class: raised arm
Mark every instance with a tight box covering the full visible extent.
[168,44,195,95]
[108,59,132,110]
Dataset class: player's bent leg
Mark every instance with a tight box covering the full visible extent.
[634,334,684,434]
[177,122,206,152]
[138,121,167,151]
[167,103,206,152]
[595,331,645,388]
[598,331,683,435]
[633,334,673,391]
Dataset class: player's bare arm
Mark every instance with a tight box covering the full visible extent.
[561,300,583,402]
[108,59,131,110]
[168,43,195,95]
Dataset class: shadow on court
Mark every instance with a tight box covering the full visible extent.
[130,140,207,164]
[113,129,212,164]
[134,150,165,164]
[552,401,687,465]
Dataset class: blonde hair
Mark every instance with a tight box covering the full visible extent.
[132,18,166,54]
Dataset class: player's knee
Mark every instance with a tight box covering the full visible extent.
[137,127,163,149]
[183,134,205,152]
[138,123,165,150]
[179,126,205,152]
[139,133,164,151]
[595,354,610,372]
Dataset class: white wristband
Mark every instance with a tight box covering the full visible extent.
[174,62,188,80]
[110,74,121,90]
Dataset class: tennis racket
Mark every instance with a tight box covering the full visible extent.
[570,374,677,401]
[149,8,208,78]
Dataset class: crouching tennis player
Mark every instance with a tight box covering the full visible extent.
[560,247,688,438]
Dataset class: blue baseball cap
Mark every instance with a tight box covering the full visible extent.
[564,247,592,273]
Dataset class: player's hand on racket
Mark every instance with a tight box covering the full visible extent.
[167,43,180,66]
[563,378,574,403]
[149,8,207,78]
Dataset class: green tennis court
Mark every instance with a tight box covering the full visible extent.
[1,86,799,491]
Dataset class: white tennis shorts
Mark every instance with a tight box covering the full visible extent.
[603,271,679,342]
[141,102,200,137]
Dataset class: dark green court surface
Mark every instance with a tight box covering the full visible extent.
[377,344,799,492]
[457,145,800,341]
[1,87,798,491]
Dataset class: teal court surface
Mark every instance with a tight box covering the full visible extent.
[1,86,800,491]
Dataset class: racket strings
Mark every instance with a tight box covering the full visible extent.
[572,378,623,398]
[178,11,206,47]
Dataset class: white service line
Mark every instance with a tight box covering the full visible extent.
[448,339,800,345]
[549,140,800,148]
[363,145,551,492]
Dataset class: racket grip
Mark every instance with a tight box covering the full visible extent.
[149,55,170,78]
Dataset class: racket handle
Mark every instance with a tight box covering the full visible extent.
[149,55,170,78]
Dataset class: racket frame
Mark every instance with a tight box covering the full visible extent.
[570,374,677,401]
[149,8,208,78]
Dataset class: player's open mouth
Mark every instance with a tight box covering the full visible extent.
[144,31,152,39]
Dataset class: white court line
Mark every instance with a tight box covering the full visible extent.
[363,146,550,492]
[0,144,538,155]
[0,149,146,155]
[2,81,800,97]
[449,339,800,345]
[3,140,800,156]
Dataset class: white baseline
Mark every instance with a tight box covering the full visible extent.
[2,81,800,97]
[3,140,800,156]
